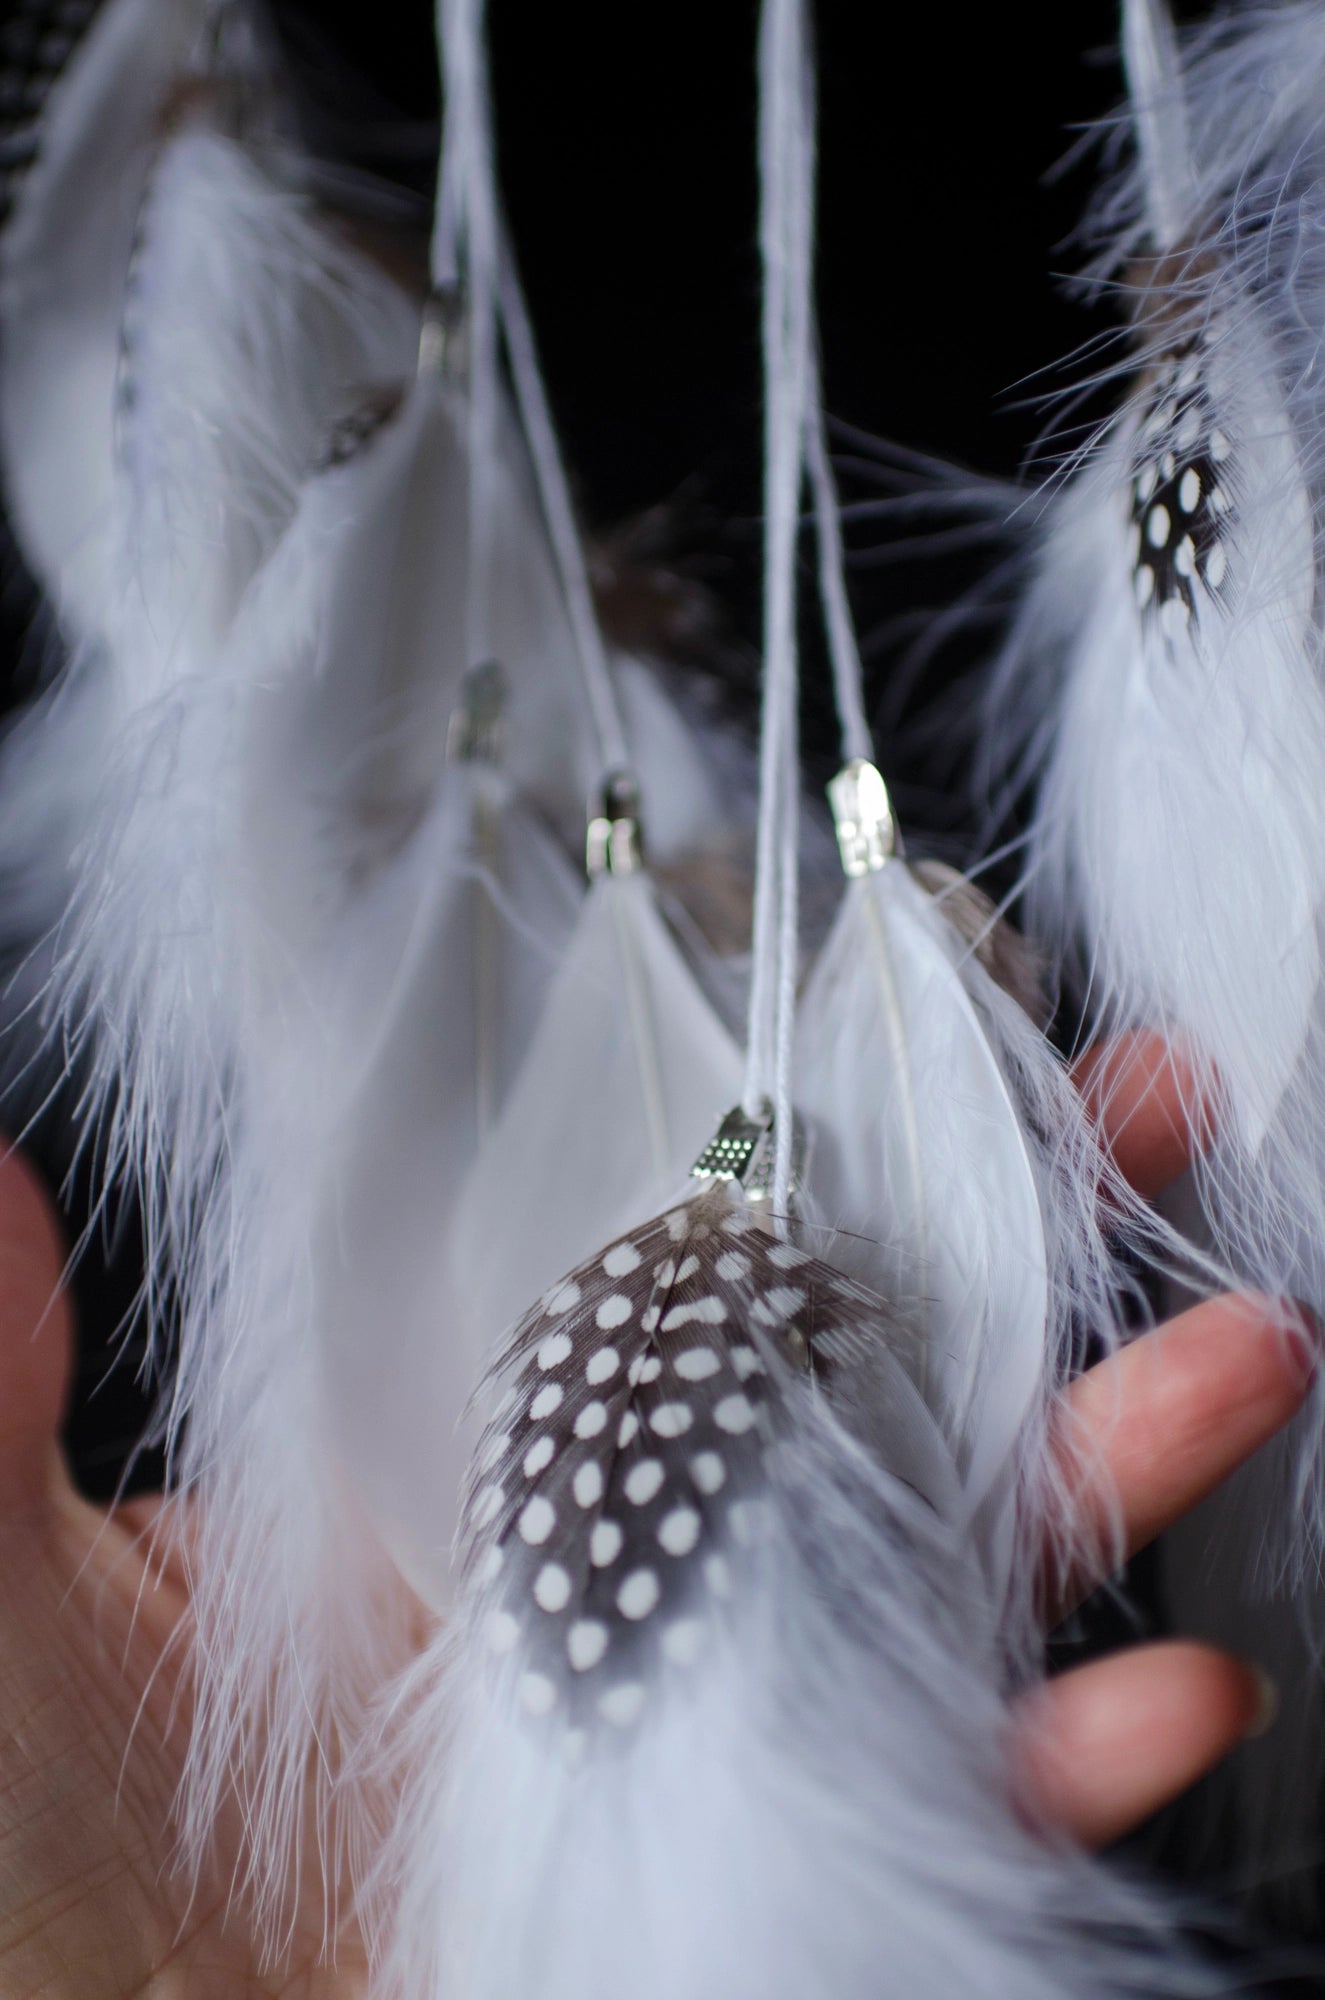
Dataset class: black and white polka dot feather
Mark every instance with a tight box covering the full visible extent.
[1129,338,1234,627]
[0,0,101,238]
[460,1184,912,1729]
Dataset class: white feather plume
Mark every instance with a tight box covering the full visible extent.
[982,0,1325,1565]
[0,11,419,1264]
[797,862,1055,1600]
[0,0,200,626]
[0,4,435,1922]
[972,0,1325,1914]
[372,1191,1206,2000]
[447,867,746,1408]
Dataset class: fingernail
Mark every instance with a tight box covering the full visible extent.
[1284,1300,1322,1388]
[1244,1665,1279,1741]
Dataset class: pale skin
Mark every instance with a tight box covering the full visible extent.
[0,1033,1308,1996]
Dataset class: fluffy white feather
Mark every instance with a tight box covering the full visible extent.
[797,860,1066,1600]
[155,237,756,1932]
[982,0,1325,1570]
[973,0,1325,1915]
[447,867,746,1409]
[372,1189,1205,2000]
[0,0,200,625]
[0,31,419,1276]
[0,0,760,1941]
[0,14,439,1923]
[158,351,568,1913]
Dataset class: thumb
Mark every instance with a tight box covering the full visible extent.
[0,1146,72,1511]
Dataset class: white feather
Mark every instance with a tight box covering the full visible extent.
[164,289,756,1914]
[0,0,200,624]
[160,358,574,1901]
[30,120,415,1277]
[310,772,582,1605]
[982,0,1325,1551]
[0,39,444,1920]
[1001,321,1323,1154]
[795,863,1048,1593]
[446,870,746,1411]
[371,1193,1203,2000]
[976,0,1325,1912]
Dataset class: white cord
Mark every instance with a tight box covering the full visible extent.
[432,0,499,671]
[433,0,630,783]
[746,0,815,1214]
[750,0,883,1209]
[804,363,873,766]
[496,234,631,781]
[1122,0,1190,256]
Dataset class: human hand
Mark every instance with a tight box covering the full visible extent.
[0,1150,366,1999]
[1016,1032,1310,1847]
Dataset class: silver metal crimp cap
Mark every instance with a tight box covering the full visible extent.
[447,660,508,767]
[418,284,468,379]
[827,758,895,877]
[586,770,643,878]
[690,1101,775,1191]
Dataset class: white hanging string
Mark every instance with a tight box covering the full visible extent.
[803,359,874,766]
[495,235,631,782]
[1122,0,1190,255]
[775,0,871,771]
[432,0,500,672]
[432,0,630,783]
[746,0,816,1213]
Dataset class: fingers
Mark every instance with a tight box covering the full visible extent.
[1045,1293,1314,1625]
[1015,1642,1272,1849]
[1071,1030,1212,1199]
[0,1147,71,1512]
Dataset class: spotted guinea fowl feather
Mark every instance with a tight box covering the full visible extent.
[375,1176,1207,2000]
[457,1189,904,1714]
[462,1183,954,1670]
